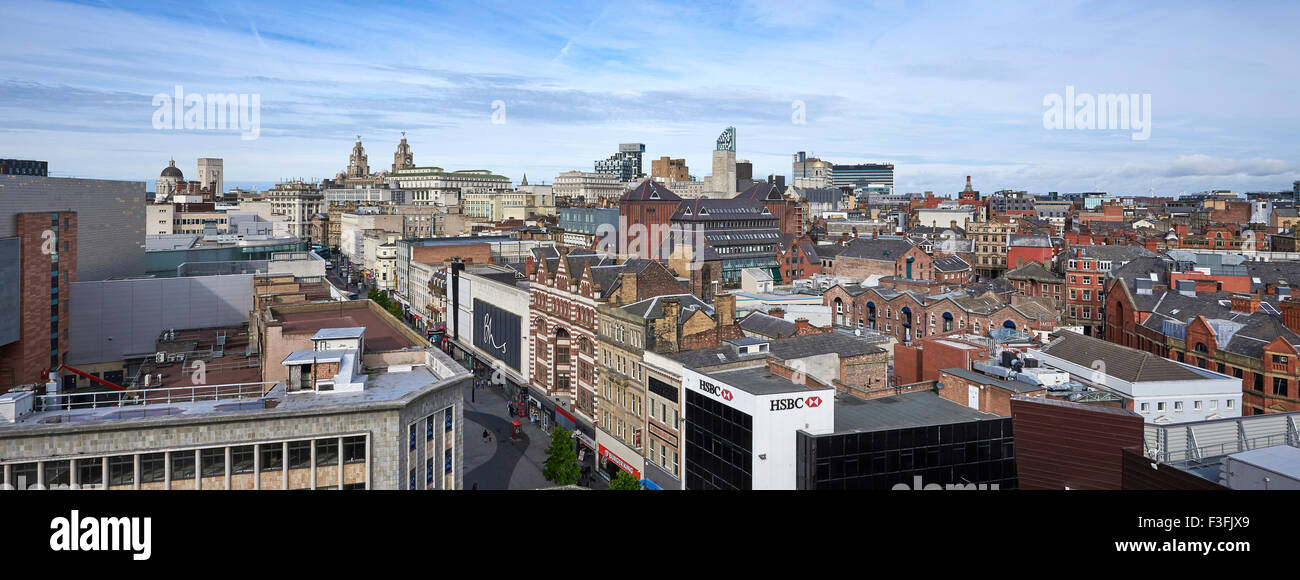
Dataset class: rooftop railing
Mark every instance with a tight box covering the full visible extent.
[33,382,276,413]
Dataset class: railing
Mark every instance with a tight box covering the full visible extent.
[33,382,276,412]
[1163,432,1297,466]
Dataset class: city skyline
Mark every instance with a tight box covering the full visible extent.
[1,0,1298,194]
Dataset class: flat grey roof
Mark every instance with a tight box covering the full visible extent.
[703,366,832,396]
[283,349,355,365]
[312,327,366,340]
[833,391,997,432]
[726,337,769,347]
[1227,445,1300,478]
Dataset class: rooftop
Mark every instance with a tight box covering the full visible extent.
[833,390,997,432]
[702,366,831,396]
[272,303,424,352]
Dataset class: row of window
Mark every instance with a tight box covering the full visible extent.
[1138,399,1234,413]
[3,437,366,488]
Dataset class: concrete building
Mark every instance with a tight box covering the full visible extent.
[553,170,625,203]
[0,174,146,281]
[197,158,223,198]
[709,126,737,197]
[0,332,469,490]
[651,156,689,182]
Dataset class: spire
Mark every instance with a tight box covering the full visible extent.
[520,173,528,186]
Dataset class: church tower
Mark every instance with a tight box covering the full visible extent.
[392,132,414,173]
[347,136,370,178]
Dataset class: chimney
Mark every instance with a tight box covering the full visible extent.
[768,306,786,319]
[1283,299,1300,335]
[794,318,812,333]
[618,271,638,304]
[715,293,736,327]
[656,298,681,354]
[1230,294,1261,314]
[525,256,535,278]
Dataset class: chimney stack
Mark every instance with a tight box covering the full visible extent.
[618,271,638,305]
[715,293,736,327]
[1230,294,1261,314]
[768,306,786,319]
[657,298,682,354]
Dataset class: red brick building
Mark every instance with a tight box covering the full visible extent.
[775,235,824,283]
[529,247,686,422]
[736,182,806,237]
[617,181,682,260]
[0,212,77,389]
[1105,279,1300,415]
[822,285,1037,344]
[893,333,991,386]
[1004,262,1064,307]
[1006,234,1055,268]
[1062,245,1157,337]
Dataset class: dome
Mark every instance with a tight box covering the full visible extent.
[161,159,183,179]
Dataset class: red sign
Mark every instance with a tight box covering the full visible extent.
[598,444,641,480]
[806,396,823,408]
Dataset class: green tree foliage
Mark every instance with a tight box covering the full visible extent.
[542,428,581,486]
[608,470,641,490]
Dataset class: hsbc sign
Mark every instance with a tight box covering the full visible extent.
[698,380,734,401]
[770,395,822,411]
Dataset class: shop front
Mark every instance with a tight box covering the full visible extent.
[595,430,644,482]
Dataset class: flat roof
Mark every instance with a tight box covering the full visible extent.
[283,349,355,365]
[0,351,467,435]
[312,327,366,340]
[1228,445,1300,478]
[703,366,832,396]
[833,391,997,432]
[276,307,418,352]
[941,368,1046,394]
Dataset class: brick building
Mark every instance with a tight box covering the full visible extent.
[822,285,1038,344]
[828,236,917,280]
[1105,278,1300,416]
[1062,244,1156,337]
[1004,262,1064,307]
[618,180,682,260]
[775,235,825,283]
[735,181,807,237]
[529,247,687,424]
[0,212,76,389]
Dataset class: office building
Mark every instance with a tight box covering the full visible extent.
[595,143,645,182]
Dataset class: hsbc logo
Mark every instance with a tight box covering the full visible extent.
[770,395,823,411]
[699,380,733,401]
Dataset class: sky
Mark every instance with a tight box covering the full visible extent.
[1,0,1297,196]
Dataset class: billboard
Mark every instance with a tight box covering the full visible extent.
[472,298,520,371]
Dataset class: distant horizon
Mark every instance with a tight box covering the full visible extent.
[3,0,1298,195]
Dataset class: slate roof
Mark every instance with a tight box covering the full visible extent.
[1039,330,1206,383]
[737,311,798,338]
[620,180,681,202]
[836,237,915,261]
[1070,244,1157,262]
[671,330,885,370]
[671,198,773,221]
[933,256,971,272]
[621,293,713,320]
[735,181,785,202]
[1004,261,1063,283]
[1134,289,1300,359]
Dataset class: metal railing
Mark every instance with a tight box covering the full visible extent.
[33,382,276,412]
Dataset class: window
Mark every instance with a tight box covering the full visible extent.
[78,460,103,489]
[1227,400,1234,409]
[260,445,283,471]
[316,439,339,467]
[343,436,366,464]
[1157,402,1165,411]
[288,441,312,469]
[108,456,133,486]
[1194,401,1202,410]
[1273,376,1288,397]
[201,448,225,477]
[231,446,255,474]
[1174,401,1183,411]
[1140,403,1149,411]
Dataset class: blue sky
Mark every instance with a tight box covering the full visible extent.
[1,0,1297,195]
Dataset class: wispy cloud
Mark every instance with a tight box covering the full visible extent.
[0,0,1296,194]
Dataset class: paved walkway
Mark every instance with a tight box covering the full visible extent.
[462,382,554,490]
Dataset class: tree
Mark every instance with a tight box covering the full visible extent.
[542,428,581,486]
[608,470,641,490]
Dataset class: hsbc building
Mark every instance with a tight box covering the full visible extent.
[682,366,834,490]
